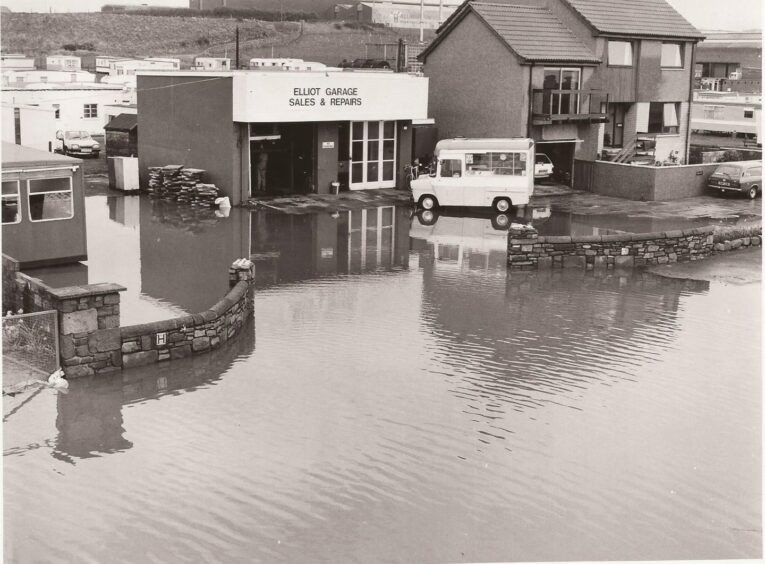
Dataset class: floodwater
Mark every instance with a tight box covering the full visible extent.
[4,195,761,563]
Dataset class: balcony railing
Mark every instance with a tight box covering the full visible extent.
[531,89,609,125]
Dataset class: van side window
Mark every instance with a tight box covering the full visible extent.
[440,159,462,178]
[750,167,761,176]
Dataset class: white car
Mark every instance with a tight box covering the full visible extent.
[55,130,100,158]
[534,153,554,180]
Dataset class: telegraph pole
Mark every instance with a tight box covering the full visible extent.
[235,26,240,70]
[419,0,425,43]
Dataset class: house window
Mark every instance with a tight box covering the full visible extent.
[608,41,633,66]
[53,104,60,119]
[542,67,581,114]
[2,180,21,224]
[27,177,74,222]
[83,103,98,118]
[703,105,724,120]
[660,43,683,68]
[648,102,680,134]
[744,108,754,118]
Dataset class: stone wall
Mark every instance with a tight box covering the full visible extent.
[2,255,256,379]
[119,260,255,370]
[507,225,715,270]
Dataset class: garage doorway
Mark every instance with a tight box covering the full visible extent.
[536,141,577,186]
[250,123,315,196]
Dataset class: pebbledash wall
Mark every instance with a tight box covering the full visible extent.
[507,225,718,270]
[2,255,255,378]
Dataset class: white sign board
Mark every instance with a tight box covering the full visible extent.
[233,72,429,123]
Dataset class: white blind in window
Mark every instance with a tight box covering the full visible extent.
[635,102,650,133]
[663,103,678,127]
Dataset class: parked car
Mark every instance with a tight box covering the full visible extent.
[338,58,391,69]
[707,160,762,199]
[55,130,100,158]
[534,153,554,181]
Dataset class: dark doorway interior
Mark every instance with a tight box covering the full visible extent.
[605,103,627,148]
[250,123,315,196]
[538,142,576,186]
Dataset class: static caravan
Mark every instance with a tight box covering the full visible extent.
[194,57,231,71]
[2,143,87,267]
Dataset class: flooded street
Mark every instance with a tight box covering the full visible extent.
[4,195,761,563]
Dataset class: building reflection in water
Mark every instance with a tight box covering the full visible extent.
[408,210,710,443]
[52,317,256,462]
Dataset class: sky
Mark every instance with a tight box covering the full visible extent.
[0,0,762,31]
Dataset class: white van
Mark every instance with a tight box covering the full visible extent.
[411,138,535,212]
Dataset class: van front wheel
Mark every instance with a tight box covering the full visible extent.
[419,195,438,210]
[493,197,512,213]
[748,186,759,199]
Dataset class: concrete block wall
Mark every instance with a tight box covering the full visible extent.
[507,225,715,270]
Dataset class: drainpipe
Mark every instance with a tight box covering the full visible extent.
[527,63,534,139]
[685,42,696,164]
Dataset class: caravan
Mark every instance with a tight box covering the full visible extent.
[410,138,535,212]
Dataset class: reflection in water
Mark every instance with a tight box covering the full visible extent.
[4,198,760,563]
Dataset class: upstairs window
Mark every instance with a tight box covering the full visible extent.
[53,104,60,119]
[661,43,683,68]
[744,108,754,119]
[648,102,679,134]
[608,41,633,66]
[83,103,97,118]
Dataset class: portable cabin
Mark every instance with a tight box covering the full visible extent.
[105,113,138,157]
[1,142,87,267]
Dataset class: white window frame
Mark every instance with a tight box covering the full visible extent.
[349,120,397,190]
[2,179,21,225]
[83,103,98,119]
[543,67,582,115]
[26,176,74,223]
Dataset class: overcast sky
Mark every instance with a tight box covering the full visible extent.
[1,0,762,30]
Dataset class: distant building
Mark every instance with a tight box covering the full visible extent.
[46,55,82,71]
[2,83,127,137]
[2,70,96,87]
[695,31,762,94]
[1,103,58,152]
[0,54,35,71]
[194,57,231,71]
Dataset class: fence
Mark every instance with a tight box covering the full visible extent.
[2,310,59,387]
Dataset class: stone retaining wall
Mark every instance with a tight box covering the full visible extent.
[2,254,255,378]
[507,225,715,270]
[119,261,255,370]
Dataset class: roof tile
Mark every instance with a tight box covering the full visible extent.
[563,0,703,39]
[472,2,600,63]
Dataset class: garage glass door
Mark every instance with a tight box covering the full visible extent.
[350,121,397,190]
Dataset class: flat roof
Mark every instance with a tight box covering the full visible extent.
[137,69,417,79]
[436,138,535,153]
[2,142,81,168]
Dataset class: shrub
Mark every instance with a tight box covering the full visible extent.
[712,222,762,244]
[62,42,95,51]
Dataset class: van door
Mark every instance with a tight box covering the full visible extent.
[433,156,464,206]
[462,152,492,207]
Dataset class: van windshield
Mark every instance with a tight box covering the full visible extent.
[715,165,742,177]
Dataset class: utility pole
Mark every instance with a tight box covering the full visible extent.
[439,0,443,25]
[235,26,240,70]
[419,0,425,43]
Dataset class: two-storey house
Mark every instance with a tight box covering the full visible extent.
[420,0,703,186]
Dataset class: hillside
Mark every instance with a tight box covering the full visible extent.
[0,13,433,67]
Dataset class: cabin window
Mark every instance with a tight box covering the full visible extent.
[660,43,683,68]
[465,152,527,176]
[53,104,60,119]
[648,102,679,134]
[608,41,633,66]
[439,159,462,178]
[27,177,74,222]
[2,180,21,225]
[83,103,98,118]
[704,105,725,120]
[744,108,754,118]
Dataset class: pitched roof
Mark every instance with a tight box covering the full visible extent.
[105,113,137,132]
[423,2,600,64]
[563,0,703,40]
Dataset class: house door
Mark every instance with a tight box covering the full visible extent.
[606,104,625,147]
[349,121,397,190]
